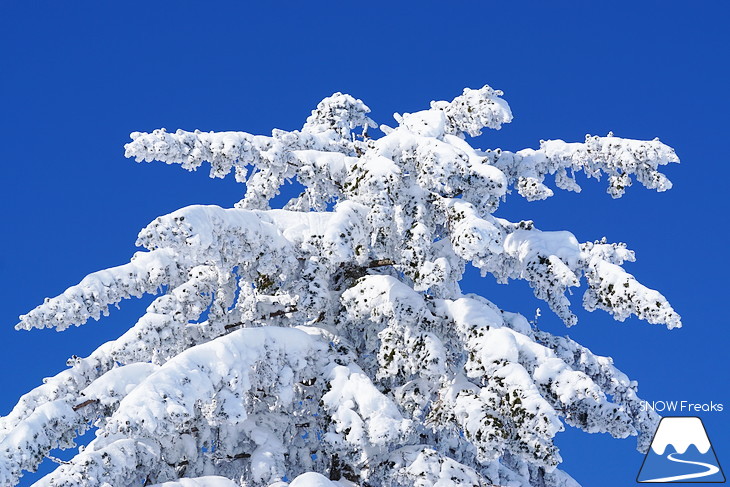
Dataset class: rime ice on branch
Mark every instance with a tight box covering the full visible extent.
[4,85,680,487]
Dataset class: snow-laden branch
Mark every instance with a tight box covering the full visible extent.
[5,270,231,435]
[489,132,679,200]
[1,268,236,484]
[436,297,638,467]
[0,400,80,486]
[18,202,371,332]
[29,327,326,486]
[582,250,681,329]
[29,324,413,487]
[389,446,483,486]
[0,363,159,487]
[17,248,181,331]
[124,91,372,178]
[32,438,160,487]
[322,364,412,467]
[448,199,681,328]
[148,477,239,487]
[339,275,654,477]
[104,327,325,438]
[534,331,661,452]
[124,93,373,210]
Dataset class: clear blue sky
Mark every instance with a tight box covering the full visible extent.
[1,1,728,485]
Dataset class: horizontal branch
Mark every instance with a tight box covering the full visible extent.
[368,258,395,268]
[223,307,299,331]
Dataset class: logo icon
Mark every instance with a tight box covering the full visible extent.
[637,416,725,483]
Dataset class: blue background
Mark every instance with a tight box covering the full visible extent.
[1,1,728,485]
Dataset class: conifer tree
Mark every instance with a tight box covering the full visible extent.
[1,85,680,487]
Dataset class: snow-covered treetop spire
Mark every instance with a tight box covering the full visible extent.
[303,92,377,138]
[4,85,679,487]
[430,84,513,136]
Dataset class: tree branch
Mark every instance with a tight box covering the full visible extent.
[224,307,299,331]
[72,399,98,411]
[368,258,395,268]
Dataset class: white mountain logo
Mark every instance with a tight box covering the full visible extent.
[637,416,725,483]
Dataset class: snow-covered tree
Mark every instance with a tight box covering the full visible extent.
[1,85,680,487]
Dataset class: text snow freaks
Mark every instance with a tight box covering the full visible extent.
[640,400,724,413]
